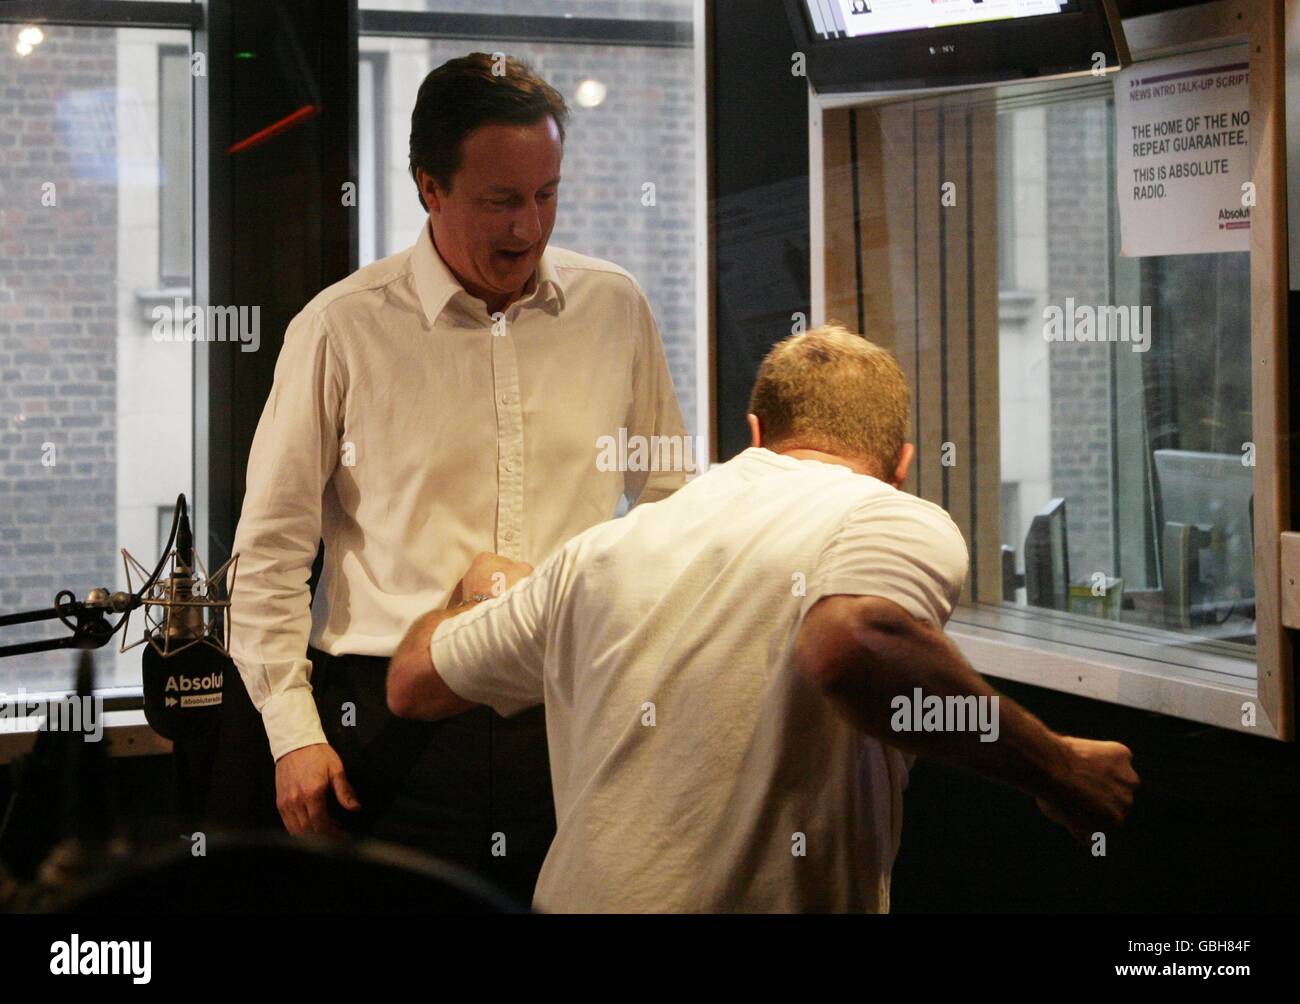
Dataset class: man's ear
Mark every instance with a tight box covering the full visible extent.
[890,443,915,489]
[747,413,762,448]
[416,168,442,214]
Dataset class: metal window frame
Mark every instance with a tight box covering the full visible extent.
[0,1,202,30]
[0,3,691,46]
[357,9,691,48]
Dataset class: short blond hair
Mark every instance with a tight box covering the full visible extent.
[747,323,909,478]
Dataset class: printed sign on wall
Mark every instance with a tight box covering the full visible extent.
[1115,45,1251,257]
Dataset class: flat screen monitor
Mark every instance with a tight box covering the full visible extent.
[784,0,1129,94]
[1024,497,1069,611]
[1153,449,1255,618]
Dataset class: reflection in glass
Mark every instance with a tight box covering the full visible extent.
[996,92,1254,651]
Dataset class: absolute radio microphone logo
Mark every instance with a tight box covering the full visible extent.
[120,495,237,740]
[162,669,223,710]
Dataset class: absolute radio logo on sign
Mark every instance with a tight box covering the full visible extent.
[1218,205,1251,232]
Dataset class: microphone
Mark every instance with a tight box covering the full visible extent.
[123,496,237,742]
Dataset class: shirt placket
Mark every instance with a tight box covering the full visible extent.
[492,313,525,561]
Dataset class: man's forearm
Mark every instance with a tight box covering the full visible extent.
[228,552,329,760]
[386,601,482,720]
[798,597,1076,805]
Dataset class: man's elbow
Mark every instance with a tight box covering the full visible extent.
[795,595,919,693]
[796,635,866,697]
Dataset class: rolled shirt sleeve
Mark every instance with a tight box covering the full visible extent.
[429,551,563,719]
[622,280,690,507]
[228,306,345,761]
[800,493,971,629]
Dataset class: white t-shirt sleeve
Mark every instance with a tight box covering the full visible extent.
[801,493,970,627]
[428,551,563,718]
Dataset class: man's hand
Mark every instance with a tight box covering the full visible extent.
[386,557,522,721]
[461,552,533,601]
[274,742,361,836]
[1036,736,1139,844]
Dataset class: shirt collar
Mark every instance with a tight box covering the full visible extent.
[411,218,565,327]
[534,247,566,311]
[741,446,860,476]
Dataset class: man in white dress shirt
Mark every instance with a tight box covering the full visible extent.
[225,53,687,900]
[387,324,1139,911]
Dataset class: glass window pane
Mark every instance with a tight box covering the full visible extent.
[996,88,1255,655]
[0,25,194,695]
[357,30,699,433]
[831,64,1257,683]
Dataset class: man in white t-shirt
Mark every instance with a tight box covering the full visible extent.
[387,323,1139,912]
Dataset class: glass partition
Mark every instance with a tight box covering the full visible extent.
[995,85,1255,660]
[358,1,700,435]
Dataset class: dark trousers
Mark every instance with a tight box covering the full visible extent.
[307,647,556,906]
[206,646,555,907]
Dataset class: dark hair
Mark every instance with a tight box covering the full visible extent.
[408,52,569,210]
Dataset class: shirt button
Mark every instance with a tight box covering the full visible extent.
[503,529,516,541]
